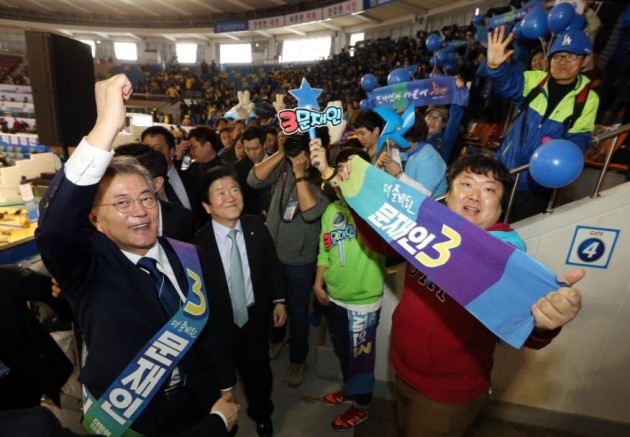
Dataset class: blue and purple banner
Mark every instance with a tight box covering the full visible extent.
[340,158,563,348]
[367,76,468,111]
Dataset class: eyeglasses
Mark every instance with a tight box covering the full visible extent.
[425,114,445,122]
[95,194,157,213]
[550,53,580,63]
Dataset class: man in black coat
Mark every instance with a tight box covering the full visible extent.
[36,74,238,436]
[141,125,206,224]
[193,165,286,437]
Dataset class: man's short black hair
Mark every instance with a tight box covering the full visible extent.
[335,147,370,166]
[114,143,168,179]
[448,153,514,207]
[141,126,175,150]
[199,165,240,204]
[352,110,384,132]
[242,126,266,143]
[188,126,221,152]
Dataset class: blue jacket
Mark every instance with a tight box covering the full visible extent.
[487,64,599,191]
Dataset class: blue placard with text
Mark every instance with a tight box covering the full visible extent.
[566,226,620,269]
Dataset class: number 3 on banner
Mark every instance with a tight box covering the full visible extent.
[416,225,461,268]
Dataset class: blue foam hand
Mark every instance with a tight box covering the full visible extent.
[374,105,416,155]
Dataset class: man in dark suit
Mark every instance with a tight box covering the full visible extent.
[141,125,206,224]
[233,126,271,218]
[115,143,197,241]
[193,166,286,437]
[35,74,238,436]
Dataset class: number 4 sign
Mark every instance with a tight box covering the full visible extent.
[566,226,620,269]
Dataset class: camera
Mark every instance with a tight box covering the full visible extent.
[283,134,309,158]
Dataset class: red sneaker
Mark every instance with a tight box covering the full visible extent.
[323,389,353,406]
[331,406,368,431]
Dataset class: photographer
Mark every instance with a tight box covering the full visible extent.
[247,129,331,387]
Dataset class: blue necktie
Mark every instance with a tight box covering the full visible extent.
[137,257,181,317]
[227,229,249,328]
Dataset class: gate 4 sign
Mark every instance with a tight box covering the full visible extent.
[566,226,620,269]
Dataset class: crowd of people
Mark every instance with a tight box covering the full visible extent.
[6,70,582,437]
[2,1,630,436]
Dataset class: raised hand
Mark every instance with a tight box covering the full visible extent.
[88,74,133,150]
[272,93,286,113]
[532,268,584,331]
[309,138,330,174]
[487,25,515,68]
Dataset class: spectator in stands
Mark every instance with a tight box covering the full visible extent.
[141,125,205,223]
[352,111,384,163]
[345,153,584,437]
[486,27,599,221]
[529,48,549,72]
[232,120,247,142]
[375,108,448,198]
[247,131,331,388]
[215,117,229,133]
[219,127,239,165]
[166,84,179,102]
[186,126,225,175]
[423,75,469,163]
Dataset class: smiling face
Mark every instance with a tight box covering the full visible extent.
[425,111,446,136]
[530,51,548,72]
[203,175,243,228]
[90,173,158,255]
[446,169,504,229]
[549,53,590,85]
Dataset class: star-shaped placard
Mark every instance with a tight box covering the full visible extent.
[289,78,322,109]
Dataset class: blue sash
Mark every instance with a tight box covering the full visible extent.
[82,239,209,436]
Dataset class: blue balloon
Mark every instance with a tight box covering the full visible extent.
[435,49,448,66]
[360,74,378,92]
[547,2,575,33]
[472,14,483,26]
[359,99,371,111]
[514,20,526,39]
[521,8,549,40]
[447,52,457,64]
[566,13,586,31]
[425,33,442,52]
[429,56,437,67]
[387,67,412,85]
[529,139,584,188]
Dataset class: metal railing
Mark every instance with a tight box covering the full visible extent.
[435,123,630,223]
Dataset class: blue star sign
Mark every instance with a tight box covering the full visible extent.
[289,78,322,109]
